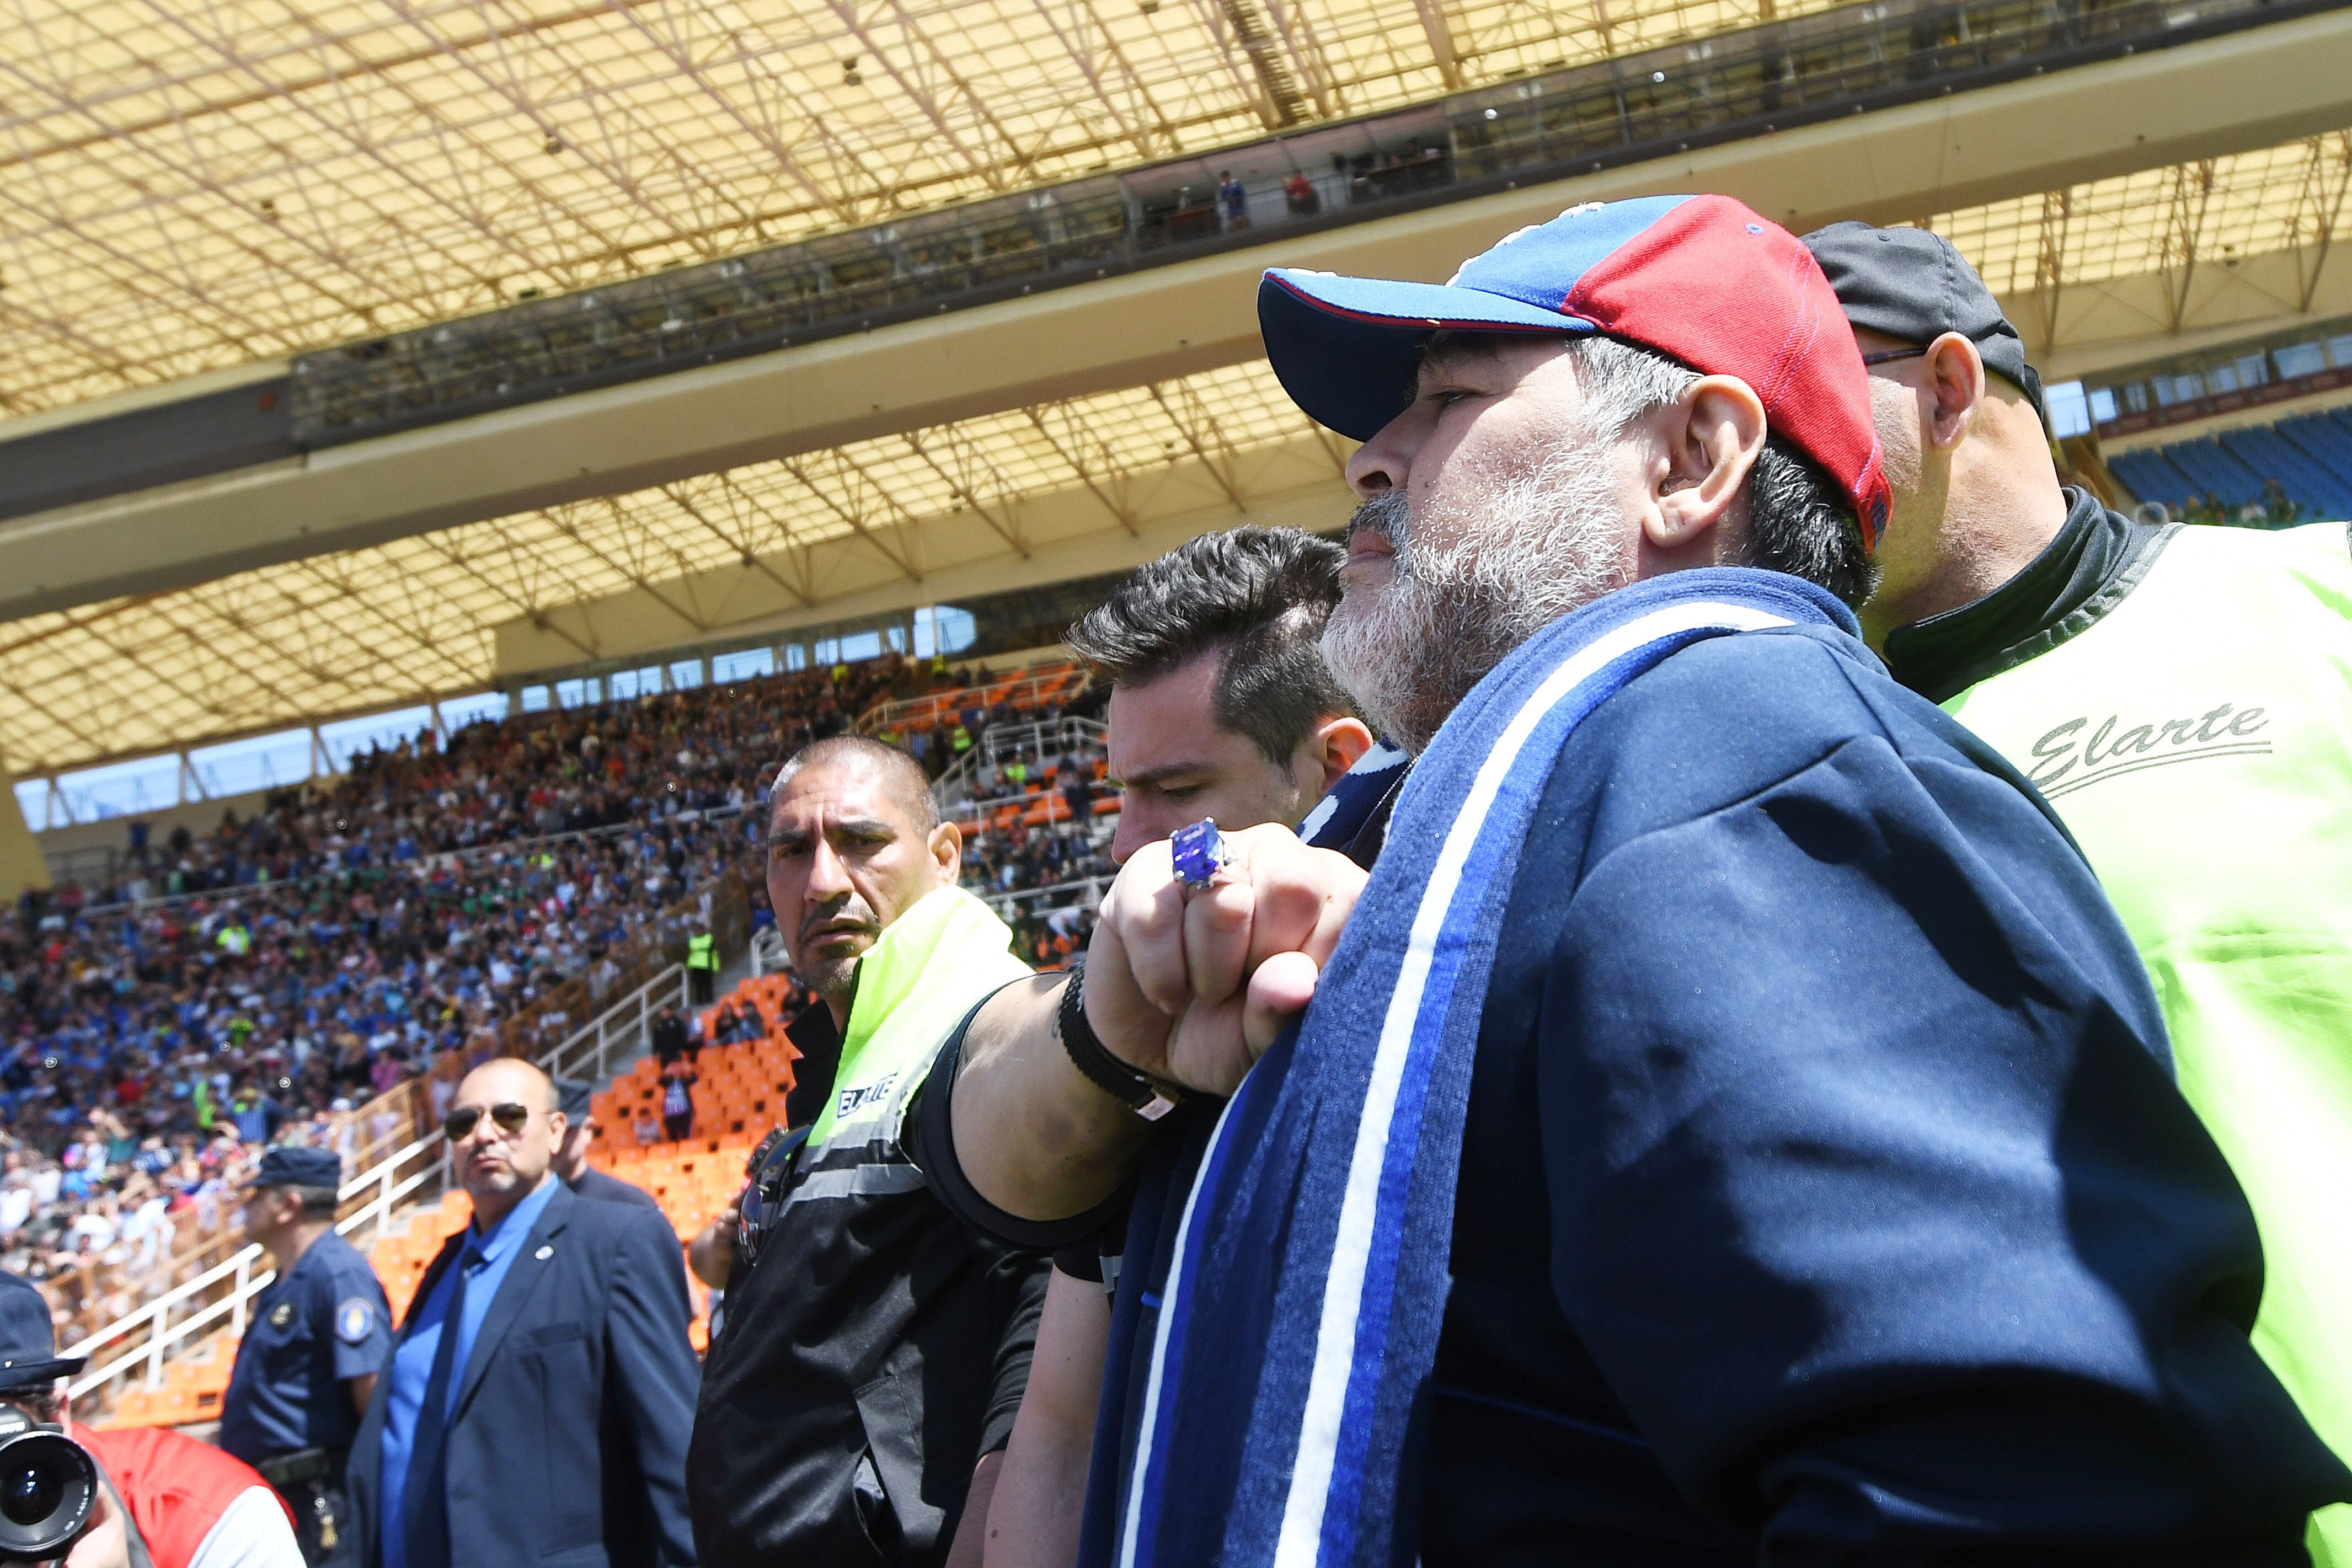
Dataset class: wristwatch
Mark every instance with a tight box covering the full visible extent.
[1058,960,1183,1122]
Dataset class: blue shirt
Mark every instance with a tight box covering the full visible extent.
[377,1174,561,1568]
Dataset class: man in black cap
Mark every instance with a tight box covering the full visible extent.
[1806,218,2352,1567]
[220,1144,392,1566]
[552,1078,660,1210]
[0,1271,303,1566]
[1797,221,2056,649]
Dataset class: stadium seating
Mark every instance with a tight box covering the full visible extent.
[594,1042,798,1151]
[62,658,1112,1432]
[2109,405,2352,521]
[863,659,1092,740]
[101,1330,237,1431]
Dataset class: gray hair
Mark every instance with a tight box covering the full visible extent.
[1561,336,1875,606]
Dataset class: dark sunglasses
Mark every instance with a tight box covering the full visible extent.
[443,1103,533,1141]
[1860,346,1928,367]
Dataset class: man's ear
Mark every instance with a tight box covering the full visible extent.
[1921,331,1987,452]
[1304,715,1375,794]
[1645,376,1768,553]
[928,820,962,884]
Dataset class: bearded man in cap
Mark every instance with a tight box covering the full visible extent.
[944,194,2349,1566]
[1808,217,2352,1566]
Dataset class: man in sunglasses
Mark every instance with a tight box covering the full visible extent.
[346,1058,701,1568]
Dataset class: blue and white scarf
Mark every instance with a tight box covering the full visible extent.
[1298,740,1410,858]
[1116,569,1845,1568]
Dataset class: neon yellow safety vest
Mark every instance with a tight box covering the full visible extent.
[687,933,718,971]
[1944,520,2352,1564]
[804,886,1031,1153]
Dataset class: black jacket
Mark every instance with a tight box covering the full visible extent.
[570,1165,662,1211]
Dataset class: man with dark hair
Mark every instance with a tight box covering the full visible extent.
[935,195,2347,1564]
[1066,526,1376,859]
[688,737,1046,1568]
[915,526,1382,1567]
[220,1144,390,1566]
[1806,218,2352,1565]
[649,1004,688,1069]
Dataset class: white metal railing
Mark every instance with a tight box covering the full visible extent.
[932,716,1106,811]
[857,667,1082,740]
[538,963,688,1084]
[975,874,1110,924]
[747,925,788,977]
[68,956,700,1406]
[68,1133,451,1401]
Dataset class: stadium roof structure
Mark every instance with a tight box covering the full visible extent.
[0,358,1348,771]
[7,127,2352,777]
[3,0,1866,421]
[1933,131,2352,344]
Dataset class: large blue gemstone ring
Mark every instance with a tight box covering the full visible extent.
[1169,817,1229,890]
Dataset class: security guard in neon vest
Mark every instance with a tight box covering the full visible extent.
[1811,220,2352,1565]
[221,1145,392,1567]
[686,929,719,1006]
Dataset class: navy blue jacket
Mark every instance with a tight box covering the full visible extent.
[1059,619,2346,1564]
[346,1179,701,1568]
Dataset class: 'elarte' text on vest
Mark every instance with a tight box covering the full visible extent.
[2027,701,2270,795]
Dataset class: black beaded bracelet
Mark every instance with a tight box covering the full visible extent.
[1058,960,1183,1122]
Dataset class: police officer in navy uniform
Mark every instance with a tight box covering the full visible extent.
[220,1145,392,1566]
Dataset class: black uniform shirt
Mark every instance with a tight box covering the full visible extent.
[218,1229,392,1464]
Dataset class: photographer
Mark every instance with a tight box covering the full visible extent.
[0,1272,300,1567]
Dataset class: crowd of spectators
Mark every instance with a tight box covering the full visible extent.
[2,647,1128,1346]
[2157,480,2311,529]
[953,730,1117,970]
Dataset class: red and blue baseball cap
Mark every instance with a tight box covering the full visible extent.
[1258,194,1894,552]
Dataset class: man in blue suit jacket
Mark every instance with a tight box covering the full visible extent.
[347,1058,700,1568]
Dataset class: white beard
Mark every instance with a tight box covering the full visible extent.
[1321,431,1629,753]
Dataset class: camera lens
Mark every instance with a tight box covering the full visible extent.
[0,1431,94,1559]
[0,1460,57,1528]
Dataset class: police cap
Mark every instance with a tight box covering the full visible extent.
[247,1145,343,1191]
[0,1273,84,1392]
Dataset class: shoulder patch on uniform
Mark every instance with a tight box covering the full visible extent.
[335,1298,376,1345]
